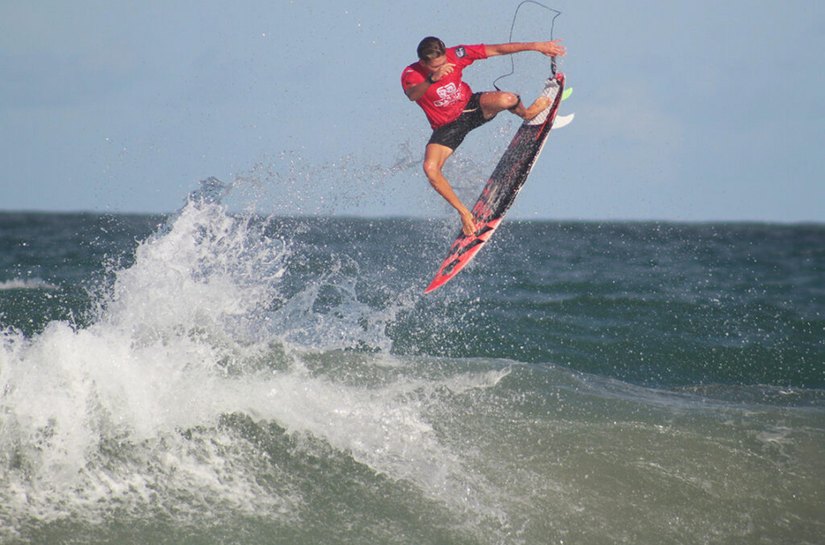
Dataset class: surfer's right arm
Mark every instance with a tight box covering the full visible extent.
[404,62,455,101]
[404,78,433,101]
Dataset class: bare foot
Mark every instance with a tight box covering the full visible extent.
[459,210,477,236]
[522,96,551,120]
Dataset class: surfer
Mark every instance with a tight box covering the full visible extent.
[402,37,566,235]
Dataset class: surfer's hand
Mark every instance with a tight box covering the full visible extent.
[537,39,566,58]
[430,63,455,82]
[459,210,477,236]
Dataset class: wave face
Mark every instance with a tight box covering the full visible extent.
[1,195,823,544]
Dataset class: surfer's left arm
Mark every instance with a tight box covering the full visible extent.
[484,40,566,59]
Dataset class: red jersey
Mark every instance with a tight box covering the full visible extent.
[401,44,488,129]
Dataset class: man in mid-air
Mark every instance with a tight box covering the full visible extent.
[402,37,566,235]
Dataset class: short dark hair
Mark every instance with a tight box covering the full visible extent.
[417,37,446,61]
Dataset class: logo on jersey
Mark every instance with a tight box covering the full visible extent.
[455,46,466,58]
[432,82,462,107]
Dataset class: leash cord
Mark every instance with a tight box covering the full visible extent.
[493,1,562,90]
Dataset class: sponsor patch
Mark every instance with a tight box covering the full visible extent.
[455,46,466,58]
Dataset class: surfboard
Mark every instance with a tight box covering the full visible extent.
[424,71,567,294]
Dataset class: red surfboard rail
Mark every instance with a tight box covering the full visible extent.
[424,72,566,294]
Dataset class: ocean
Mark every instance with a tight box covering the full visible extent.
[1,183,823,544]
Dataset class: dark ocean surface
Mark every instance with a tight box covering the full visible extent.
[1,195,823,544]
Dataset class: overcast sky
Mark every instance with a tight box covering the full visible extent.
[1,0,823,223]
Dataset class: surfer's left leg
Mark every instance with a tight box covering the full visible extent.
[479,91,551,120]
[480,91,550,121]
[519,96,552,120]
[478,91,519,120]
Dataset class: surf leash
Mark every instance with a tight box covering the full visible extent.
[493,1,562,91]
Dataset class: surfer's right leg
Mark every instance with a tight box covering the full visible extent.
[423,143,476,236]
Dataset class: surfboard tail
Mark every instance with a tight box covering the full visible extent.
[526,73,563,127]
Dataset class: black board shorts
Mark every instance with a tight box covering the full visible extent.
[428,93,492,151]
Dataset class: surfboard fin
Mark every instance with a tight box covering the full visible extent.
[553,113,575,129]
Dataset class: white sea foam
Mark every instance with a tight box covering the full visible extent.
[0,278,58,291]
[0,200,296,525]
[0,195,499,532]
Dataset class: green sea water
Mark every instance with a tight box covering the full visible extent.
[1,198,823,544]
